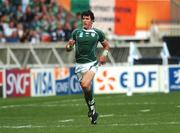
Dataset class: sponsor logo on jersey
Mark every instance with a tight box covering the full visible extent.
[79,32,83,37]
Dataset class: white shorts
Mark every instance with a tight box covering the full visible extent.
[75,61,99,81]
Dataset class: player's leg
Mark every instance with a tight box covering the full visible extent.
[81,70,94,110]
[81,70,98,124]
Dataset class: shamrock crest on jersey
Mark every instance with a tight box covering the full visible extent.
[91,32,95,37]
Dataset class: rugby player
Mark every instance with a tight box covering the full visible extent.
[66,10,110,124]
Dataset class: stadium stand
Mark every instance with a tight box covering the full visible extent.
[0,0,78,43]
[0,0,179,67]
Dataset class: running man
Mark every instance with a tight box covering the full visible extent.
[66,10,110,124]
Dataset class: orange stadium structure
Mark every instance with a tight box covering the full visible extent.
[58,0,171,36]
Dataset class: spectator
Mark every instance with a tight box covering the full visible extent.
[3,20,17,38]
[16,23,25,42]
[31,14,41,31]
[72,21,78,31]
[22,0,29,13]
[6,30,20,43]
[71,12,82,28]
[0,0,81,43]
[1,0,12,15]
[28,29,40,44]
[21,5,35,28]
[0,16,4,32]
[15,5,23,21]
[56,22,65,41]
[49,0,58,16]
[63,21,72,41]
[0,31,6,43]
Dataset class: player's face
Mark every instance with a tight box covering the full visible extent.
[82,15,93,29]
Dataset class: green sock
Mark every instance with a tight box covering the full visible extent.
[83,87,95,112]
[83,89,92,110]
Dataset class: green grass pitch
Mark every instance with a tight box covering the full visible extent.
[1,92,180,133]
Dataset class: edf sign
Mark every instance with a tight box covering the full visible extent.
[134,71,156,87]
[94,66,160,94]
[120,70,157,90]
[122,66,159,92]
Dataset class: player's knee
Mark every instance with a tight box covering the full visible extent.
[81,82,89,89]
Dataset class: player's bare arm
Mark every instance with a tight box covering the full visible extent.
[66,39,75,52]
[99,40,110,65]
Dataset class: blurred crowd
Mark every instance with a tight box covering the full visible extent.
[0,0,82,44]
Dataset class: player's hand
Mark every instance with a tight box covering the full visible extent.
[69,40,75,45]
[66,40,75,52]
[66,44,73,52]
[99,56,107,65]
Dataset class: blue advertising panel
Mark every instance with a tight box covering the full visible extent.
[55,67,82,95]
[69,67,82,94]
[55,67,70,95]
[169,67,180,91]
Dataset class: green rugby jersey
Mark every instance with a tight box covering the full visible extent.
[71,28,105,64]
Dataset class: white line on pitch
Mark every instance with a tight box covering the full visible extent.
[139,109,151,112]
[58,119,74,123]
[100,114,114,118]
[0,102,176,109]
[1,121,180,129]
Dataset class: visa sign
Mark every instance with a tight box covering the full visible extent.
[94,66,160,94]
[31,69,55,97]
[6,69,31,97]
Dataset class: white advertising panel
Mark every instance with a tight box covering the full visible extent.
[130,66,160,93]
[31,69,55,97]
[94,66,127,94]
[94,65,163,94]
[159,66,169,93]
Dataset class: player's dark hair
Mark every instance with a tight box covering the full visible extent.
[81,10,95,22]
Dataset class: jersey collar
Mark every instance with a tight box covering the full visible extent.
[83,27,95,33]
